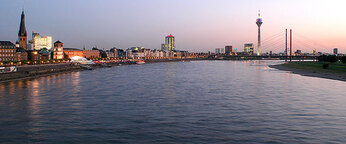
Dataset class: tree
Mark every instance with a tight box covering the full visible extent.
[327,55,338,63]
[341,56,346,64]
[317,55,327,62]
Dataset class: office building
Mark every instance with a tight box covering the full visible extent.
[244,43,254,54]
[161,44,165,50]
[32,32,53,50]
[225,46,233,54]
[165,34,175,51]
[334,48,338,55]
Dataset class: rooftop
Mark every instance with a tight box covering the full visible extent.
[64,48,83,51]
[55,40,63,44]
[0,41,16,48]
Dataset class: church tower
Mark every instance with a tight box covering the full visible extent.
[18,10,27,49]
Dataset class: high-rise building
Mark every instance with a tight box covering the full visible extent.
[32,32,53,50]
[244,43,254,54]
[256,11,263,56]
[161,44,165,50]
[333,48,338,55]
[18,10,27,49]
[215,48,220,54]
[53,41,64,59]
[225,46,233,54]
[221,48,224,54]
[165,34,175,51]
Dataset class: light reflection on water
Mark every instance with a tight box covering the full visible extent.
[0,60,345,143]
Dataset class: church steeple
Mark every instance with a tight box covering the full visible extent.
[18,10,27,49]
[18,10,27,36]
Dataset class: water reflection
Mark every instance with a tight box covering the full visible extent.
[0,61,345,143]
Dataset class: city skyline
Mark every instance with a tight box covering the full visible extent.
[1,0,346,53]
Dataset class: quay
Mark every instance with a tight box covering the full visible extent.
[0,58,205,82]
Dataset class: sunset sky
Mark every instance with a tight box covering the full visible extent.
[0,0,345,53]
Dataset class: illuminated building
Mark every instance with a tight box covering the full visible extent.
[256,11,263,56]
[0,41,17,62]
[38,48,51,60]
[28,50,41,61]
[244,43,254,54]
[165,34,175,51]
[16,48,28,61]
[32,32,53,50]
[18,10,27,49]
[83,50,100,59]
[63,48,83,59]
[225,46,233,54]
[53,41,64,59]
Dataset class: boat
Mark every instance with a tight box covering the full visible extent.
[136,60,146,64]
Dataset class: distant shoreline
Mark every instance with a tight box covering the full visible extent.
[269,63,346,82]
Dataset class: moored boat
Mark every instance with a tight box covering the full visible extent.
[136,60,145,64]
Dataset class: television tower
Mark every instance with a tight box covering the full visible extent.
[256,10,263,56]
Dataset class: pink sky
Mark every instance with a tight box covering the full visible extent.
[0,0,345,53]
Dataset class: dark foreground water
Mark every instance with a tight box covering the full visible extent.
[0,60,346,143]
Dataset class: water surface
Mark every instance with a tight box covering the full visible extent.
[0,60,345,143]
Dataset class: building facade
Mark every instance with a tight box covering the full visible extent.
[225,46,233,54]
[83,50,100,59]
[161,44,165,51]
[0,41,17,62]
[28,50,41,61]
[333,48,338,55]
[15,48,28,61]
[165,34,175,51]
[53,41,64,59]
[32,32,53,50]
[63,48,83,59]
[18,10,27,49]
[244,43,254,54]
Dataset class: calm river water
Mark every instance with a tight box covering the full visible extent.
[0,60,345,143]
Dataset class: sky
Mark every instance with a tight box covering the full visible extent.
[0,0,346,53]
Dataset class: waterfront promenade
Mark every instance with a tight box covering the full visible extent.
[0,57,205,82]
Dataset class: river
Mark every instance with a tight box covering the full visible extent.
[0,60,345,143]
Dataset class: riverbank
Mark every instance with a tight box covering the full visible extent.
[0,58,205,82]
[270,62,346,82]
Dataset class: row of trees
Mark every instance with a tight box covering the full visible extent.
[318,55,346,63]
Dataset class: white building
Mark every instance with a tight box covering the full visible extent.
[32,32,52,50]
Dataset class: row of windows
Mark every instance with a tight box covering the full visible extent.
[0,46,15,49]
[0,54,15,57]
[0,58,15,61]
[0,49,15,52]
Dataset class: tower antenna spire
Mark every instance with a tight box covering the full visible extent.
[258,10,261,18]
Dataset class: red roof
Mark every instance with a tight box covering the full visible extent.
[166,34,174,37]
